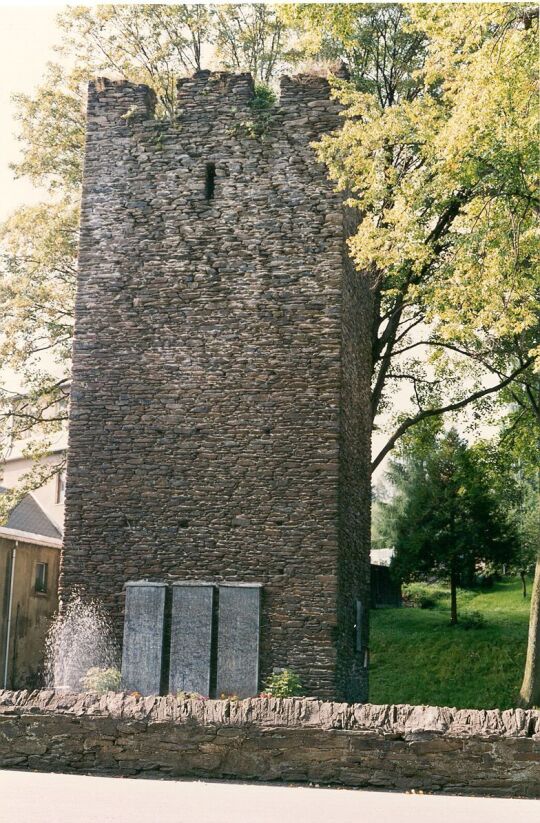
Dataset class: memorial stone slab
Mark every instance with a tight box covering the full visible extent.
[169,582,214,697]
[121,581,166,695]
[216,583,261,698]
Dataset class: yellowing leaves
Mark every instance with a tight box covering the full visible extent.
[317,3,538,357]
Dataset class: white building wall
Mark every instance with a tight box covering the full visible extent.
[1,430,67,534]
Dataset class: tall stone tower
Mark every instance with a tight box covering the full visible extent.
[62,71,372,702]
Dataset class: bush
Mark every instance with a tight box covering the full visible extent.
[417,594,437,609]
[402,583,446,610]
[459,610,486,630]
[80,666,121,694]
[250,83,276,111]
[262,668,303,698]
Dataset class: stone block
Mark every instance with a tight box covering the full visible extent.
[216,584,261,698]
[121,582,166,695]
[169,582,214,697]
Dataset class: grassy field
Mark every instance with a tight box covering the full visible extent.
[369,577,532,709]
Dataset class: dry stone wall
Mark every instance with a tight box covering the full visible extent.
[62,71,372,701]
[1,691,539,797]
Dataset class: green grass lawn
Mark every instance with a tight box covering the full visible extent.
[369,577,532,709]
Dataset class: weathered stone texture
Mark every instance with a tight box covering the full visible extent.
[1,691,538,796]
[61,71,372,701]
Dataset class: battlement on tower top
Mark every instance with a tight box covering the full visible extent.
[86,69,341,130]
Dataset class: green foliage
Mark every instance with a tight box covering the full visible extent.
[371,578,531,709]
[262,668,303,698]
[469,437,540,573]
[58,5,290,116]
[314,4,539,470]
[231,85,276,141]
[0,198,75,497]
[380,427,518,621]
[0,200,78,369]
[10,64,86,192]
[402,583,448,610]
[80,666,121,695]
[459,610,486,631]
[281,3,425,103]
[57,4,215,117]
[214,4,288,84]
[250,82,276,111]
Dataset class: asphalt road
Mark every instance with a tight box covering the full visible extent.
[0,770,537,823]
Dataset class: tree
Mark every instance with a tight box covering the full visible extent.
[57,5,290,111]
[311,3,539,470]
[494,382,540,706]
[214,4,287,83]
[472,435,538,555]
[379,427,517,623]
[520,556,540,706]
[282,3,427,103]
[57,4,216,117]
[0,198,75,522]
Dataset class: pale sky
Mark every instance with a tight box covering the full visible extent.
[0,6,66,221]
[0,6,65,395]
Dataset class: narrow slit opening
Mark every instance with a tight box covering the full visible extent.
[205,162,216,199]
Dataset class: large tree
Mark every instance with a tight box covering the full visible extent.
[379,427,517,624]
[312,3,539,471]
[213,4,287,83]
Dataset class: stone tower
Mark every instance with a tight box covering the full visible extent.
[61,71,372,702]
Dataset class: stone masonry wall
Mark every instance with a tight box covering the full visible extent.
[1,691,539,797]
[61,71,372,701]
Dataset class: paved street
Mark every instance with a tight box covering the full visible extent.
[0,770,537,823]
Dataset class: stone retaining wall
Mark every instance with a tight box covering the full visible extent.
[1,691,539,796]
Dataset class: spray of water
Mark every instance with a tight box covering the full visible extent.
[45,591,119,691]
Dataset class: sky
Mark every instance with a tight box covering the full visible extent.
[0,6,66,394]
[0,6,64,222]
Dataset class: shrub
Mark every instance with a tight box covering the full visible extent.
[263,668,303,698]
[459,610,486,630]
[402,584,444,610]
[250,83,276,111]
[417,594,437,609]
[80,666,121,694]
[230,83,278,139]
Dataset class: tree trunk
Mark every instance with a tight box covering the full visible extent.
[520,569,527,599]
[520,557,540,707]
[450,564,458,625]
[462,555,476,588]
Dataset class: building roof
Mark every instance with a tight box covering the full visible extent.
[370,547,395,567]
[0,487,62,540]
[0,525,62,549]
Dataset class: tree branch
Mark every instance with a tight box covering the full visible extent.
[372,357,534,472]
